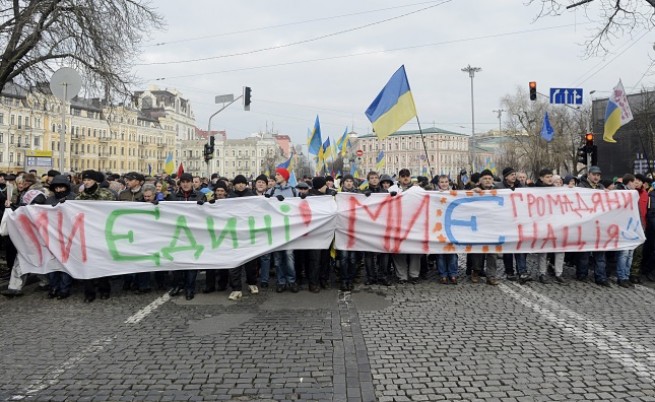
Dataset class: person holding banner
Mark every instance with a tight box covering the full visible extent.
[576,166,610,287]
[471,169,500,285]
[225,175,259,301]
[266,168,298,293]
[337,175,360,291]
[167,173,206,300]
[435,175,459,285]
[496,167,527,283]
[76,170,116,302]
[534,168,566,285]
[363,171,391,287]
[203,182,230,294]
[388,169,422,285]
[44,175,77,299]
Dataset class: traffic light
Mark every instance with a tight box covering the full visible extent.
[590,145,598,166]
[204,143,212,162]
[529,81,537,101]
[576,146,587,165]
[209,135,215,154]
[585,133,594,152]
[243,86,252,111]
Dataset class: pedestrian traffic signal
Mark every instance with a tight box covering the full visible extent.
[529,81,537,101]
[576,146,587,164]
[243,86,252,111]
[585,133,594,152]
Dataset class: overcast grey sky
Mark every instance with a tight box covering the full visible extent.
[132,0,654,146]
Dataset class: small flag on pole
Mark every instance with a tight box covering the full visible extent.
[540,112,555,142]
[164,152,174,175]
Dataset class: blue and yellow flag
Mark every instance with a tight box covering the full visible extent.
[308,115,322,154]
[375,150,385,171]
[358,179,369,191]
[336,128,348,156]
[365,65,417,140]
[322,138,332,160]
[164,152,174,175]
[603,79,633,143]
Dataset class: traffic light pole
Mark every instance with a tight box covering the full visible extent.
[206,95,243,179]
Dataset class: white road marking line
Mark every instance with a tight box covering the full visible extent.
[499,283,655,383]
[124,293,171,324]
[12,336,115,399]
[12,292,171,399]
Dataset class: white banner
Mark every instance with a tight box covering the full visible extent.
[335,187,645,254]
[7,196,337,279]
[7,188,645,279]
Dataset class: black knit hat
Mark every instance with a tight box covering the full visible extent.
[232,175,248,185]
[312,176,326,189]
[502,167,515,177]
[255,174,268,184]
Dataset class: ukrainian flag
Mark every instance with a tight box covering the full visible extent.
[375,150,385,171]
[322,138,333,160]
[308,115,322,154]
[164,152,174,175]
[365,65,417,140]
[336,128,348,157]
[603,79,633,143]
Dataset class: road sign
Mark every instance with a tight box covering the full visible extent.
[549,88,583,105]
[356,149,364,157]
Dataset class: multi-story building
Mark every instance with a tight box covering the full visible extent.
[353,127,469,177]
[0,83,178,175]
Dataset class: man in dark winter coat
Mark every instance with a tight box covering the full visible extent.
[45,175,77,299]
[224,175,258,300]
[168,173,205,300]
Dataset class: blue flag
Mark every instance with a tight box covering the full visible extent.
[540,112,555,142]
[308,115,322,154]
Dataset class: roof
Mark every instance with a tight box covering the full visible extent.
[357,126,467,139]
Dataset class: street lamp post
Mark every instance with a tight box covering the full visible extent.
[462,64,482,170]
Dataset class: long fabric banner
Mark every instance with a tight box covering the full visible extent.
[7,197,337,279]
[7,187,645,279]
[335,187,645,254]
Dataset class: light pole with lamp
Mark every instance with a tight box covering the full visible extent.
[462,64,482,171]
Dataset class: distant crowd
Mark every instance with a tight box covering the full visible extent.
[0,163,653,303]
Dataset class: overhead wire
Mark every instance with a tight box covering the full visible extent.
[144,0,450,47]
[147,22,588,81]
[136,0,452,66]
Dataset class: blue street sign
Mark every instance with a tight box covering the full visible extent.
[549,88,583,105]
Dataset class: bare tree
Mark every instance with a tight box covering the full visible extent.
[527,0,655,57]
[499,86,589,177]
[0,0,163,100]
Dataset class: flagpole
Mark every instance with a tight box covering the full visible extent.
[415,117,433,177]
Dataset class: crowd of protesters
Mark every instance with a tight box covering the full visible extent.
[0,163,652,303]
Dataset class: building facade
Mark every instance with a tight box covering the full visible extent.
[353,127,469,177]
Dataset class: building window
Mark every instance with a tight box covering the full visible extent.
[10,115,14,125]
[0,113,3,124]
[10,135,13,144]
[9,153,13,163]
[0,134,3,143]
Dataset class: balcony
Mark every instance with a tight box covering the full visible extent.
[98,152,111,159]
[98,136,110,143]
[157,143,166,148]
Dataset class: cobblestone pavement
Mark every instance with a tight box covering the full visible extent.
[1,256,655,401]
